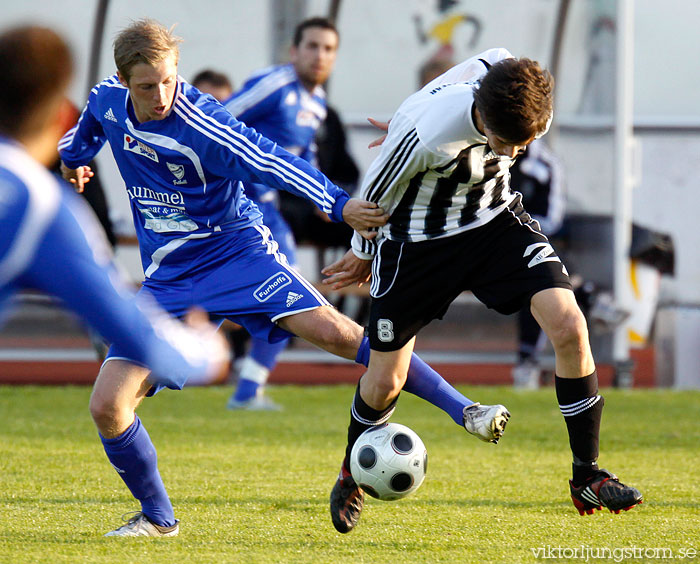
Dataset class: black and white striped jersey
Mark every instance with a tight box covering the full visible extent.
[352,48,521,259]
[509,138,565,236]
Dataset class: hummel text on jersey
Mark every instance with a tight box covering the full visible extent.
[104,108,118,122]
[126,186,185,207]
[254,272,292,302]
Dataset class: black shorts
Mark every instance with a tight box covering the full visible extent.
[367,202,572,351]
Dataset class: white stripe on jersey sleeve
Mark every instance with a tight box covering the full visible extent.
[57,122,80,151]
[58,76,125,151]
[89,75,124,97]
[175,92,336,212]
[0,145,61,285]
[225,66,296,117]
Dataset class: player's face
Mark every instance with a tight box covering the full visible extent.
[120,54,178,123]
[290,27,338,89]
[483,125,533,158]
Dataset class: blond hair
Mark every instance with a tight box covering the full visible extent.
[114,19,182,82]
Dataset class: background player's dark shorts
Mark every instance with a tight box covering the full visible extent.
[368,202,572,351]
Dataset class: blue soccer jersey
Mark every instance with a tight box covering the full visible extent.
[0,136,221,391]
[224,63,327,203]
[59,75,346,282]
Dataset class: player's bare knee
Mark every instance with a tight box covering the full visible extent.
[290,306,362,358]
[88,391,118,429]
[376,377,403,401]
[364,370,405,403]
[548,309,588,353]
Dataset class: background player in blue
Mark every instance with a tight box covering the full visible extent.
[224,17,339,410]
[0,24,229,534]
[59,19,506,537]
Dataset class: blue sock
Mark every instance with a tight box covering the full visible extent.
[100,415,176,527]
[234,378,260,401]
[250,337,288,370]
[355,336,472,425]
[234,337,288,401]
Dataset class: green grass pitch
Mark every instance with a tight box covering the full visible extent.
[1,384,698,563]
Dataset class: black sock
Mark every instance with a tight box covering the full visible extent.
[555,372,604,485]
[343,383,398,471]
[517,307,543,363]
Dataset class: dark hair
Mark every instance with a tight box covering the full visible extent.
[191,69,232,90]
[0,26,73,136]
[292,17,338,46]
[473,57,553,143]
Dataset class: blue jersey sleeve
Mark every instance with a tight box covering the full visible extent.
[58,86,107,168]
[189,96,350,222]
[226,75,281,125]
[18,186,218,390]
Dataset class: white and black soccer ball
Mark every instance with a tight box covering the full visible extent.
[349,422,427,501]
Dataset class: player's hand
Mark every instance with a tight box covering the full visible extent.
[367,117,390,148]
[321,249,372,290]
[60,162,94,193]
[341,198,389,239]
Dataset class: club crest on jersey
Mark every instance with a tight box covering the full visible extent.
[254,272,292,302]
[167,162,187,185]
[123,134,159,162]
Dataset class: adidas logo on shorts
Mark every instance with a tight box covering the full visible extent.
[286,291,303,307]
[104,108,118,122]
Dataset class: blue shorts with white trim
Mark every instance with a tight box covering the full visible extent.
[256,200,297,266]
[105,224,329,393]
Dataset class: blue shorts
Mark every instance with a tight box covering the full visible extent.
[257,200,297,266]
[105,224,329,392]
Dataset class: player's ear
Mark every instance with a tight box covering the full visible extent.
[117,71,129,88]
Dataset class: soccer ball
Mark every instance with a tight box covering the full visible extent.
[349,422,427,501]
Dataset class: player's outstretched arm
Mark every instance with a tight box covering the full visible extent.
[22,191,228,389]
[341,198,389,239]
[321,249,372,290]
[59,162,94,193]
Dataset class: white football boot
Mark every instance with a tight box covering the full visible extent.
[104,512,179,537]
[226,391,282,411]
[463,403,511,444]
[512,360,541,389]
